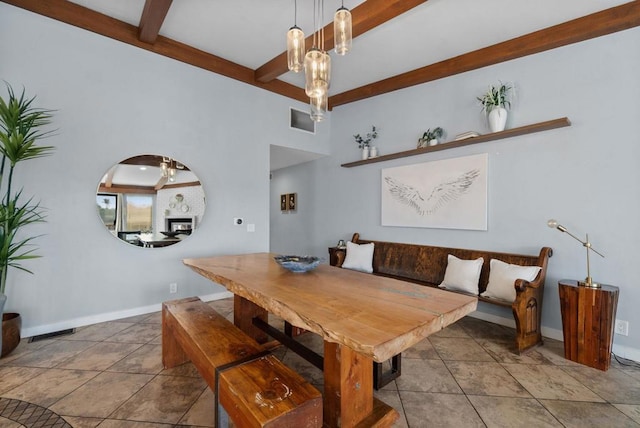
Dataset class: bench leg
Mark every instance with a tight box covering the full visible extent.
[373,354,402,390]
[161,305,189,368]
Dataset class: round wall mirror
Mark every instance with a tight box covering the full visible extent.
[96,154,205,248]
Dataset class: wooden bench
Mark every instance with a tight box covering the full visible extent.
[331,234,552,352]
[330,233,552,388]
[162,297,322,427]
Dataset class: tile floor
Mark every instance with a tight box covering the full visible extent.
[1,298,640,427]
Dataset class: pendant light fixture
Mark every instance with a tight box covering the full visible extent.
[334,1,352,55]
[304,0,331,121]
[286,0,305,72]
[310,91,328,122]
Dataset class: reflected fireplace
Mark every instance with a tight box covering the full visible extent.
[165,216,196,234]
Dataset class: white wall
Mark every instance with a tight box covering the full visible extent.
[271,28,640,357]
[0,4,330,336]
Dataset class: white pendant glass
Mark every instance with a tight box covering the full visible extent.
[334,7,352,55]
[286,26,305,72]
[304,48,331,97]
[310,92,327,122]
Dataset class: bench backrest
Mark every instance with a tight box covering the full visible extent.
[352,233,551,294]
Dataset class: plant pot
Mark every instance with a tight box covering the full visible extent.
[1,312,21,358]
[361,147,370,160]
[488,107,508,132]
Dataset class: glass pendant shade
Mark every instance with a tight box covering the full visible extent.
[286,26,305,72]
[304,48,331,97]
[334,7,352,55]
[310,92,327,122]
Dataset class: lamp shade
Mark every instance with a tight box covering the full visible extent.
[286,26,305,72]
[310,91,327,122]
[334,6,352,55]
[304,48,331,97]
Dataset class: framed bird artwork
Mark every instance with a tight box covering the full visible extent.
[381,153,488,230]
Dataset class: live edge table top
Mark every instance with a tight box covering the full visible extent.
[183,252,478,363]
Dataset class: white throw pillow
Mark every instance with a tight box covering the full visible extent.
[342,241,375,273]
[438,254,483,295]
[481,259,541,302]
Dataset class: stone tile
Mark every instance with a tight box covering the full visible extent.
[503,363,604,402]
[141,311,162,324]
[400,391,485,427]
[179,386,216,427]
[0,416,23,428]
[107,344,164,374]
[396,358,461,393]
[61,416,104,427]
[457,317,516,342]
[109,375,207,424]
[295,330,324,355]
[3,368,99,407]
[541,400,638,428]
[160,361,201,378]
[56,342,142,371]
[7,340,96,368]
[561,366,640,404]
[403,337,440,360]
[430,321,471,338]
[430,337,495,362]
[65,322,135,342]
[98,420,174,427]
[0,366,45,394]
[532,339,584,367]
[280,349,324,386]
[0,337,53,366]
[613,404,640,424]
[148,333,162,345]
[104,323,160,344]
[49,372,153,418]
[468,395,562,427]
[374,389,408,428]
[477,338,554,365]
[117,313,155,324]
[445,361,531,397]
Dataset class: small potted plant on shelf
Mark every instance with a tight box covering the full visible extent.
[418,127,444,148]
[354,125,378,159]
[477,82,513,133]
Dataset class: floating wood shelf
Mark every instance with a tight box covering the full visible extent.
[341,117,571,168]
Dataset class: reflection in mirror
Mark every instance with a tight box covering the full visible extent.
[96,154,205,248]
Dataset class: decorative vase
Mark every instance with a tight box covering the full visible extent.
[1,312,21,358]
[488,107,508,132]
[428,139,438,146]
[369,146,378,158]
[361,146,370,160]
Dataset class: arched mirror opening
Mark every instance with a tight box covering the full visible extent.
[96,154,205,248]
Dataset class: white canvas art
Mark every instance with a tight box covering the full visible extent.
[381,153,488,230]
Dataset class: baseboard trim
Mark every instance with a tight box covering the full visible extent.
[20,291,234,338]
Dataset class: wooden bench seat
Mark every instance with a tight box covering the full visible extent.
[162,297,322,427]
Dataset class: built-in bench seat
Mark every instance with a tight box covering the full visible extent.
[162,296,322,427]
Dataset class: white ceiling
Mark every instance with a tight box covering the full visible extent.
[66,0,630,170]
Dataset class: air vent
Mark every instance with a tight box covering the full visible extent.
[290,107,315,134]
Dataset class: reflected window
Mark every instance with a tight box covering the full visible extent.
[124,194,154,232]
[97,193,117,230]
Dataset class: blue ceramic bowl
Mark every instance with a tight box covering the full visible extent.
[274,255,321,273]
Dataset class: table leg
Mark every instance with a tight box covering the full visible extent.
[233,295,268,344]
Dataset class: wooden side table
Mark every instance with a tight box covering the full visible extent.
[558,280,619,371]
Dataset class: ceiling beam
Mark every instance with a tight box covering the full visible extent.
[254,0,429,83]
[138,0,173,44]
[330,0,640,108]
[1,0,308,104]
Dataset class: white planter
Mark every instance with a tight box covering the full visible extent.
[361,147,370,160]
[488,107,508,132]
[428,139,438,146]
[369,146,378,157]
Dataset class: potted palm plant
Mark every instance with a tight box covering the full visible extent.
[0,84,55,357]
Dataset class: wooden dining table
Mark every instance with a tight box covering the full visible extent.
[183,253,477,427]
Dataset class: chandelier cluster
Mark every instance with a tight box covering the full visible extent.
[287,0,352,122]
[160,157,184,183]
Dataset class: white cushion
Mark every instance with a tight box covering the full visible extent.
[481,259,541,302]
[438,254,483,295]
[342,241,374,273]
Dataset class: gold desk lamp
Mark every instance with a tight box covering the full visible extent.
[547,219,604,288]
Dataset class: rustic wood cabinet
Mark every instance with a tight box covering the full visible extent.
[558,280,619,371]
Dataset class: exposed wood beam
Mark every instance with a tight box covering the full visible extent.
[330,1,640,108]
[254,0,429,83]
[1,0,308,103]
[138,0,173,44]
